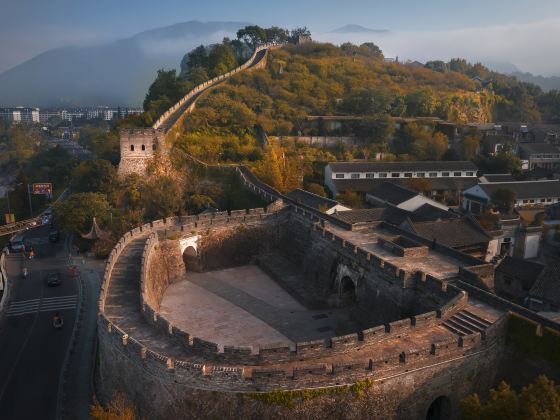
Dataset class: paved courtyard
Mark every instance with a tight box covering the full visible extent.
[159,265,357,350]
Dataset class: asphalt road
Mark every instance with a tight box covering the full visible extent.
[0,225,77,420]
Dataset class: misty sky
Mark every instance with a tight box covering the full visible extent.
[2,0,560,75]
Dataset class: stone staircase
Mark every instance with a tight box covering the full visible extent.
[442,309,492,336]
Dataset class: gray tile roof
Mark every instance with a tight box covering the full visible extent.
[497,256,545,290]
[530,260,560,305]
[328,160,478,173]
[479,180,560,200]
[481,174,517,183]
[406,217,491,248]
[286,188,339,211]
[519,142,560,155]
[368,182,418,205]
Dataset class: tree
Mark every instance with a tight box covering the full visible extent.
[53,192,111,234]
[72,159,117,194]
[91,393,136,420]
[491,188,516,213]
[289,27,312,43]
[265,26,290,44]
[236,25,267,48]
[305,183,327,197]
[141,176,184,219]
[206,43,237,77]
[337,191,363,208]
[406,88,438,116]
[462,134,481,159]
[461,376,560,420]
[187,194,216,214]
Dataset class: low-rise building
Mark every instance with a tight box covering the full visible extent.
[518,142,560,170]
[463,180,560,213]
[496,257,560,312]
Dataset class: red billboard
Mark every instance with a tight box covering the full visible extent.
[32,183,53,196]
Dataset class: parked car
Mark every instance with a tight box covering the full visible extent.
[8,238,25,253]
[49,229,60,243]
[46,272,61,287]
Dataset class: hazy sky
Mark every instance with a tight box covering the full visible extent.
[2,0,560,74]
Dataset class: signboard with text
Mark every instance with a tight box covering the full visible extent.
[32,183,53,197]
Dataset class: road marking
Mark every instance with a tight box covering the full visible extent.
[6,294,78,317]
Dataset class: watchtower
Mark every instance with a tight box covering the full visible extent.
[117,128,166,178]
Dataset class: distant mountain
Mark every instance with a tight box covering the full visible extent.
[510,72,560,92]
[330,24,389,34]
[482,60,522,75]
[0,21,250,107]
[482,60,560,91]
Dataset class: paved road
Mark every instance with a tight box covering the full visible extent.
[0,225,77,420]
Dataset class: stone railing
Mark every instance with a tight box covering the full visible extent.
[98,307,504,392]
[153,43,281,132]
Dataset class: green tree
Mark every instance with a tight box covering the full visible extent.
[491,188,516,213]
[207,43,237,77]
[187,194,216,214]
[141,176,184,219]
[236,25,267,48]
[462,134,481,159]
[72,159,117,194]
[461,376,560,420]
[337,191,363,208]
[305,183,327,197]
[406,88,438,116]
[53,192,111,234]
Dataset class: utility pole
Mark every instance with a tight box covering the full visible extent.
[27,184,33,217]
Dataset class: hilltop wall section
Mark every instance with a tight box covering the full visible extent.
[117,44,279,178]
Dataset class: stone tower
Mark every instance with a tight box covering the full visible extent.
[117,128,166,178]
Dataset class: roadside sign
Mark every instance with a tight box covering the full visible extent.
[4,214,15,224]
[32,183,53,197]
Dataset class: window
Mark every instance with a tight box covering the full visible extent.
[404,172,412,178]
[429,172,438,177]
[442,172,450,177]
[523,200,529,204]
[417,172,425,178]
[547,198,552,202]
[541,199,546,203]
[141,144,146,151]
[378,173,387,178]
[335,174,344,179]
[152,144,157,151]
[466,171,474,176]
[351,173,360,179]
[454,172,462,177]
[391,173,400,178]
[365,173,374,178]
[529,199,535,203]
[130,145,134,151]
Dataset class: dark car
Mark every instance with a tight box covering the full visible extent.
[8,238,25,253]
[46,272,61,287]
[49,229,60,243]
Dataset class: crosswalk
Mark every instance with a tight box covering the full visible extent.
[6,295,77,317]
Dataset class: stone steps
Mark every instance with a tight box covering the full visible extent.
[442,309,492,336]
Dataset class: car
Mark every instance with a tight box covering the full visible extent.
[8,238,25,253]
[46,272,61,287]
[49,229,60,243]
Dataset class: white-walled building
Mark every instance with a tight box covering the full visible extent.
[463,180,560,214]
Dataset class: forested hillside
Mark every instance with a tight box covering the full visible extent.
[133,27,560,193]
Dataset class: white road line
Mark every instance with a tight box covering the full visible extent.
[6,295,78,317]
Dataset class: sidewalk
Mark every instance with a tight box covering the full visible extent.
[60,254,105,420]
